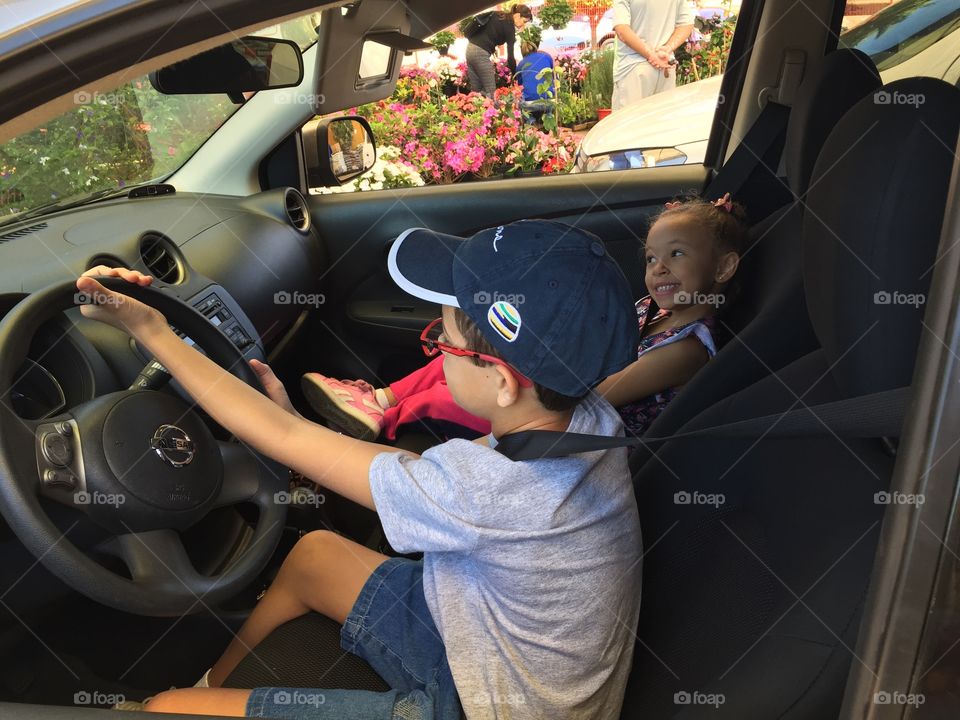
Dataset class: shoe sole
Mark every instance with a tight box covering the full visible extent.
[301,374,381,441]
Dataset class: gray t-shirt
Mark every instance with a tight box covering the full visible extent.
[369,394,642,719]
[612,0,695,82]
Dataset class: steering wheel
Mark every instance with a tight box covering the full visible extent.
[0,278,288,617]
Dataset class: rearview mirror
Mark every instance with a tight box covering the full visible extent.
[302,116,377,187]
[150,36,304,103]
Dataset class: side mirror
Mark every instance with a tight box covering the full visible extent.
[302,116,377,187]
[150,36,304,103]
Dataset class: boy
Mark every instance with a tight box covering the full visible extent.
[81,219,642,719]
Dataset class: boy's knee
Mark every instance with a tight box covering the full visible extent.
[287,529,340,569]
[142,689,188,713]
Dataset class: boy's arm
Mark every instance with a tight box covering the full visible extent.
[138,323,392,509]
[77,270,411,510]
[596,336,709,408]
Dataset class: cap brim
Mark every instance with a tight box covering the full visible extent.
[387,228,464,307]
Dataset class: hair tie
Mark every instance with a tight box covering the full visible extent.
[664,200,681,209]
[713,192,733,213]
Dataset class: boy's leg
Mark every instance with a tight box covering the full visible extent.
[206,530,390,687]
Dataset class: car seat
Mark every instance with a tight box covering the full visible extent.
[623,76,960,718]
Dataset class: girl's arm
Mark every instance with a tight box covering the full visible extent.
[596,336,709,408]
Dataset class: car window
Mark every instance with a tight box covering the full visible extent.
[839,0,960,73]
[0,13,320,222]
[308,3,740,191]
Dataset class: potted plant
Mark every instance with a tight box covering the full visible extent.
[429,30,456,56]
[582,48,614,120]
[538,0,574,31]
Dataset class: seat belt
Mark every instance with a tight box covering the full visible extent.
[704,100,793,220]
[493,386,909,461]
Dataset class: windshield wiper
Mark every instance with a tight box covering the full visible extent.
[0,182,166,229]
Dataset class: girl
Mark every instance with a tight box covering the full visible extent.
[303,193,749,439]
[465,4,532,99]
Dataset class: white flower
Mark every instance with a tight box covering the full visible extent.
[61,168,70,175]
[39,156,50,166]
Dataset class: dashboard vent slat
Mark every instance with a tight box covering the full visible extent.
[0,222,48,242]
[139,233,183,284]
[283,188,310,233]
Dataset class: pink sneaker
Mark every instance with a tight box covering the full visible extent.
[301,373,384,441]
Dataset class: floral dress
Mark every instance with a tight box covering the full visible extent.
[617,297,718,436]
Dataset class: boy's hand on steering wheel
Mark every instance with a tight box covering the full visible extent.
[76,266,166,337]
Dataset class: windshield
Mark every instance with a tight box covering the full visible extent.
[0,12,320,222]
[840,0,960,71]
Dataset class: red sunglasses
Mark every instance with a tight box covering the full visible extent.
[419,317,533,388]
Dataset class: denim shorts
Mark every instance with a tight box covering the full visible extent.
[245,558,462,720]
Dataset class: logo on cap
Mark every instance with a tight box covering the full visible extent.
[487,301,521,343]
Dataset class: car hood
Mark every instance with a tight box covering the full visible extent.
[579,74,724,157]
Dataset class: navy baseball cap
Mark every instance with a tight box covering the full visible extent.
[387,220,639,396]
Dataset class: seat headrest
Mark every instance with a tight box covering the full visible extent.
[803,77,960,397]
[785,50,881,197]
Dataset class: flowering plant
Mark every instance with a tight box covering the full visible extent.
[312,145,424,193]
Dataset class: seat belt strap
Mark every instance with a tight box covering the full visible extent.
[704,100,793,218]
[494,386,910,461]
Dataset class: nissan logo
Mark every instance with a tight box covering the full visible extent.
[150,424,196,467]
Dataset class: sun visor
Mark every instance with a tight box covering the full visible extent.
[313,0,414,113]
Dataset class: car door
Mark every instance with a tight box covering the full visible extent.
[305,165,709,386]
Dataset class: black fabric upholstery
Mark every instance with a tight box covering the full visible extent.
[221,612,389,692]
[626,77,959,718]
[784,49,881,197]
[803,77,960,397]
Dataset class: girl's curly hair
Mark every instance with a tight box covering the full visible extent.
[655,192,751,256]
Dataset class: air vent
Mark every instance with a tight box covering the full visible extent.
[86,255,125,270]
[0,222,48,242]
[283,188,310,233]
[139,233,183,284]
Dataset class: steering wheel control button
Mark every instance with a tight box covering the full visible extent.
[41,431,73,466]
[150,424,196,467]
[42,468,76,490]
[55,421,72,436]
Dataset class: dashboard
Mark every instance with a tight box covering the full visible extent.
[0,185,326,422]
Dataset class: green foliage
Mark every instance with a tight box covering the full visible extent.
[429,30,456,51]
[518,24,543,51]
[457,15,477,35]
[581,48,614,111]
[538,0,574,31]
[0,79,235,217]
[675,16,736,86]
